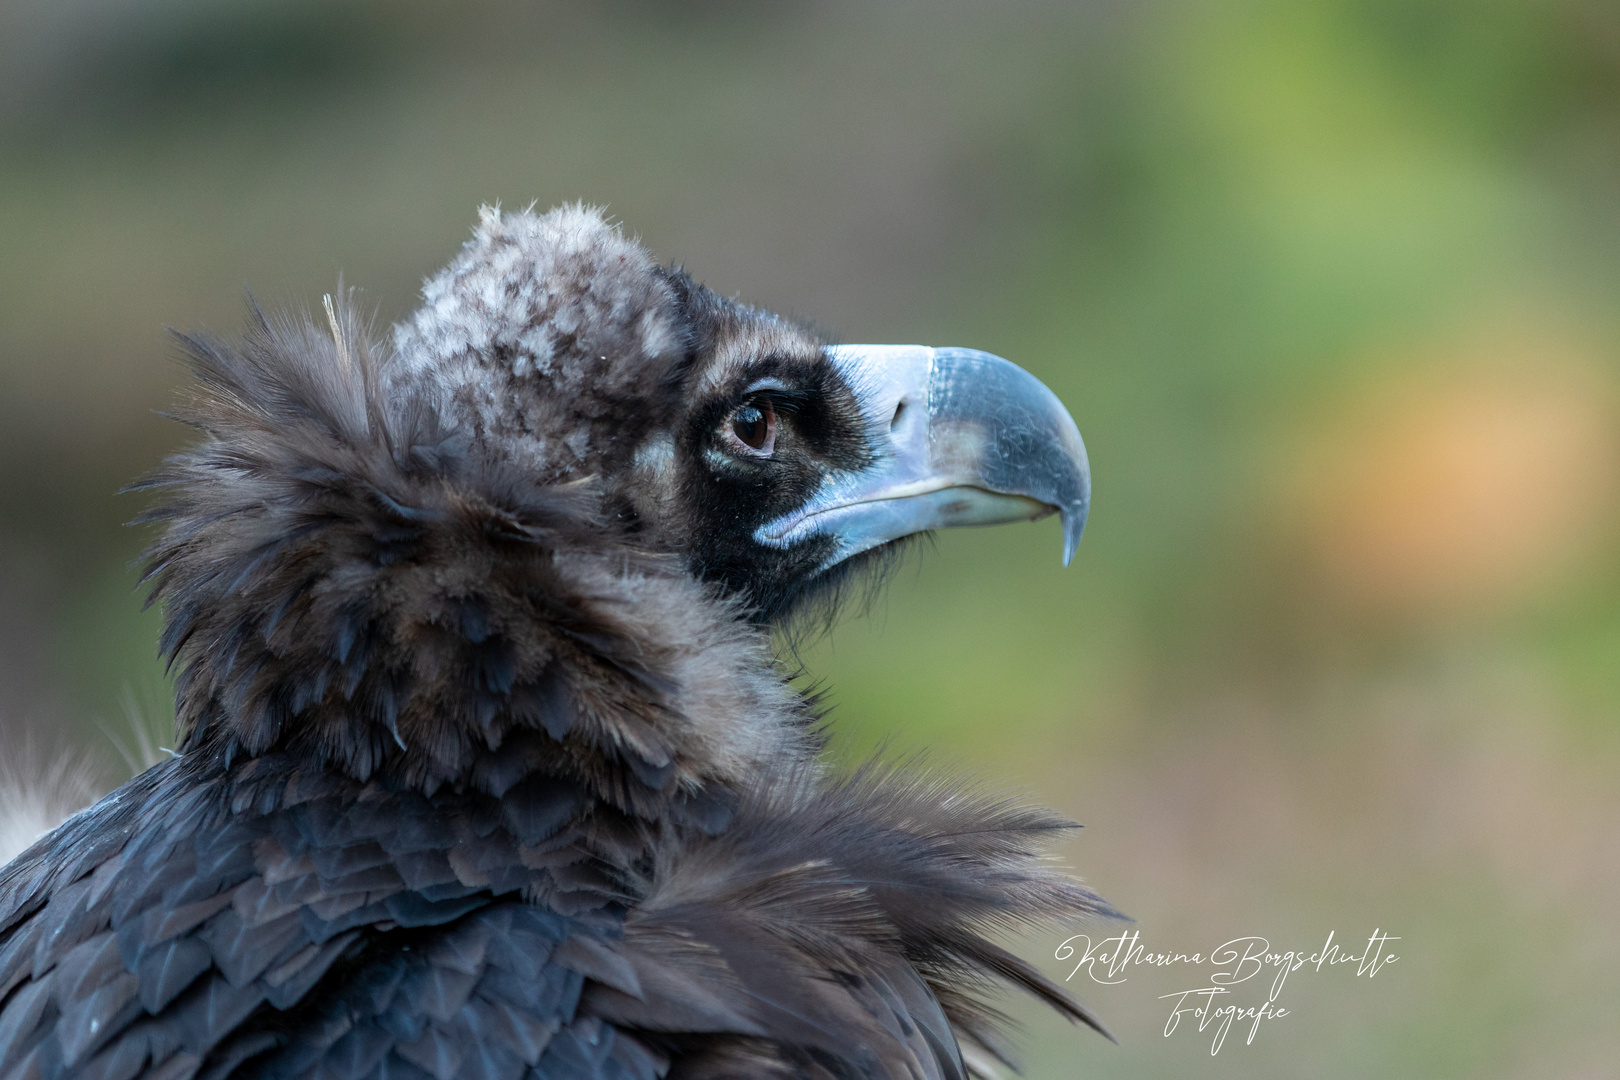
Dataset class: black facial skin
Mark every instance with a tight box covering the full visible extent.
[681,356,871,622]
[658,273,879,624]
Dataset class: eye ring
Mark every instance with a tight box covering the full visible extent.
[724,399,777,457]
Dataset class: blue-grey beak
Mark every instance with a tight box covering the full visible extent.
[756,345,1090,571]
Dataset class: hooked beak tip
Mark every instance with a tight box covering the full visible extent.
[1061,507,1087,567]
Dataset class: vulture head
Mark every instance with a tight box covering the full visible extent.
[388,207,1089,624]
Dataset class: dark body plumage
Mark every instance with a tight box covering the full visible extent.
[0,207,1111,1080]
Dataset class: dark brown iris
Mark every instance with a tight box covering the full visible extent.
[729,400,776,455]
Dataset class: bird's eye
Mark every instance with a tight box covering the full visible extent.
[726,400,777,456]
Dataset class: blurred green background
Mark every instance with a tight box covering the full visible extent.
[3,0,1618,1075]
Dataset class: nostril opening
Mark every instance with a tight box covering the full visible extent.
[890,399,908,431]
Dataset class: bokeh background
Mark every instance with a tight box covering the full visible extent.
[3,1,1619,1075]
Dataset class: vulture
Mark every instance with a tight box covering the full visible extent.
[0,205,1112,1080]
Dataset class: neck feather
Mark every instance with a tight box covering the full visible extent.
[138,302,813,814]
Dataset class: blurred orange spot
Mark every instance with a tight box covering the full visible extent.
[1292,338,1620,616]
